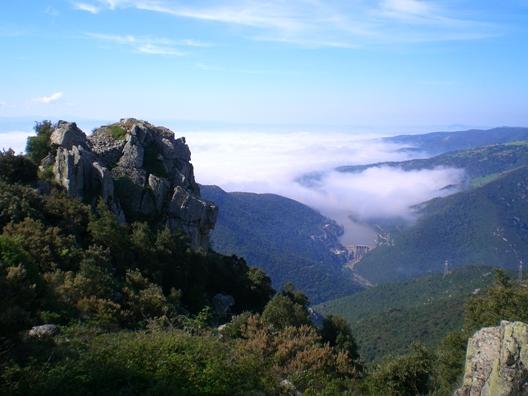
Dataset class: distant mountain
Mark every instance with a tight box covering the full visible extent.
[355,166,528,283]
[338,141,528,188]
[315,266,495,361]
[384,126,528,155]
[201,185,362,304]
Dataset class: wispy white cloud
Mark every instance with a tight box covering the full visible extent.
[73,2,100,14]
[87,33,211,56]
[73,0,501,47]
[378,0,435,19]
[33,92,63,104]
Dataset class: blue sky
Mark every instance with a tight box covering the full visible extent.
[1,0,527,129]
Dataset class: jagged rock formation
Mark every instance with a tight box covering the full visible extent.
[455,321,528,396]
[42,119,217,251]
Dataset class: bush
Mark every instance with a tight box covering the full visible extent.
[367,343,433,396]
[0,149,38,184]
[1,330,276,396]
[106,125,126,140]
[321,315,360,363]
[261,284,310,330]
[0,235,39,340]
[26,121,54,164]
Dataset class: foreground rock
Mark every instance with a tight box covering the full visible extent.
[28,324,59,338]
[43,119,217,251]
[455,321,528,396]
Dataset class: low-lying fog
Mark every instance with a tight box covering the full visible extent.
[184,130,466,245]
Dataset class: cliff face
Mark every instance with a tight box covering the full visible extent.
[455,321,528,396]
[42,119,217,251]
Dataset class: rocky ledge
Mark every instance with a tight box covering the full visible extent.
[455,321,528,396]
[41,119,217,251]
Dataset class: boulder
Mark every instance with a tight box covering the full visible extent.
[455,321,528,396]
[50,121,88,149]
[28,324,59,338]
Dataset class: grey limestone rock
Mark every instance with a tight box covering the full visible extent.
[28,324,59,338]
[50,121,89,149]
[44,119,216,251]
[455,321,528,396]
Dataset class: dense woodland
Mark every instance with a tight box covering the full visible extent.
[201,185,361,304]
[1,122,528,395]
[316,267,496,362]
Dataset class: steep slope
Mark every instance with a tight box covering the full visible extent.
[315,267,495,361]
[384,127,528,155]
[338,141,528,188]
[355,167,528,283]
[201,185,362,304]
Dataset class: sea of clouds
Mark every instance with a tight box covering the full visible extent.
[0,125,466,244]
[183,130,466,243]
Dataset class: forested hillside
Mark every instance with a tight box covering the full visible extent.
[315,267,495,361]
[201,185,362,303]
[384,126,528,155]
[355,166,528,283]
[338,141,528,188]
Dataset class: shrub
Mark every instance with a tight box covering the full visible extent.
[106,125,127,140]
[0,149,38,184]
[26,121,54,164]
[368,343,433,396]
[261,284,310,330]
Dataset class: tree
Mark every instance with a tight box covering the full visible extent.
[433,331,468,394]
[26,120,54,164]
[463,269,528,332]
[0,149,37,184]
[261,284,310,329]
[321,315,360,362]
[368,343,433,396]
[0,235,39,341]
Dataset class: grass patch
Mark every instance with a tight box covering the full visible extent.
[106,125,127,140]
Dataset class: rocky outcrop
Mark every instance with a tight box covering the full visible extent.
[455,321,528,396]
[43,119,217,251]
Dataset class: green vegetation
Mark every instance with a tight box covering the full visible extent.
[0,149,38,184]
[384,126,528,155]
[316,267,495,361]
[106,124,127,140]
[339,139,528,188]
[201,185,361,304]
[469,172,504,188]
[25,120,55,163]
[355,166,528,283]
